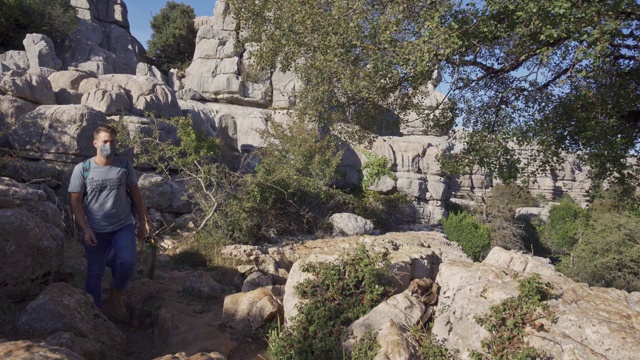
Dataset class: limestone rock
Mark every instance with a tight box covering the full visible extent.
[396,173,427,199]
[48,69,95,104]
[222,286,283,332]
[138,173,172,210]
[0,340,85,360]
[123,278,165,328]
[81,88,130,115]
[329,213,375,236]
[8,105,108,162]
[17,282,125,360]
[0,95,38,133]
[272,67,301,109]
[23,34,62,70]
[515,206,550,221]
[0,50,29,70]
[344,292,426,352]
[182,271,225,299]
[374,320,421,360]
[97,74,182,117]
[45,332,101,360]
[0,70,56,105]
[0,178,64,301]
[367,175,397,194]
[178,100,217,137]
[432,248,640,359]
[242,271,273,292]
[154,352,227,360]
[136,62,167,83]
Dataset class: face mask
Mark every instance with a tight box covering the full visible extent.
[100,143,115,158]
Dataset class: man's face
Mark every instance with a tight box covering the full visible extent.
[94,131,116,148]
[94,131,116,157]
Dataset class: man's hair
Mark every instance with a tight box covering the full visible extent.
[93,125,117,139]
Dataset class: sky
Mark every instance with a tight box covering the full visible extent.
[126,1,217,49]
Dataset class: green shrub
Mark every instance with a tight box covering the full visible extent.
[474,275,555,360]
[487,183,537,219]
[443,211,491,261]
[267,245,393,359]
[361,152,394,190]
[0,0,77,51]
[542,196,588,254]
[147,1,197,73]
[557,211,640,292]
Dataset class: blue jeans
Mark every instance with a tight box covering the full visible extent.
[84,223,136,307]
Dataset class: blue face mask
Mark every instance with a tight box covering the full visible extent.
[100,143,115,158]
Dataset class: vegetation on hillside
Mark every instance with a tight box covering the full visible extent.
[147,1,197,73]
[0,0,77,51]
[229,0,640,184]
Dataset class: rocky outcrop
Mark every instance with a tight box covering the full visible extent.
[23,34,62,71]
[8,105,108,162]
[432,247,640,359]
[0,340,85,360]
[17,282,126,360]
[222,286,284,333]
[0,95,38,134]
[0,178,64,301]
[0,70,56,105]
[182,271,225,299]
[63,0,145,75]
[329,213,375,236]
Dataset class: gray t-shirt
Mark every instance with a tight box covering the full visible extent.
[68,157,138,233]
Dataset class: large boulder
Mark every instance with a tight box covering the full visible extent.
[178,100,217,138]
[182,271,225,299]
[96,74,183,117]
[81,88,130,115]
[17,282,126,360]
[432,247,640,359]
[0,50,29,70]
[0,70,56,105]
[0,340,84,360]
[0,95,38,133]
[23,33,62,70]
[0,178,64,301]
[222,286,284,333]
[329,213,375,236]
[8,105,108,162]
[48,69,95,105]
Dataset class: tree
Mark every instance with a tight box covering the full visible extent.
[0,0,77,52]
[229,0,640,184]
[147,1,197,73]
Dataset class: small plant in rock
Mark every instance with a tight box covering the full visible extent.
[361,152,395,190]
[411,325,458,360]
[442,211,491,261]
[266,245,393,359]
[351,331,380,360]
[474,274,556,360]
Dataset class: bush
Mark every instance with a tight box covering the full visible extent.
[0,0,77,51]
[486,183,537,219]
[443,211,491,261]
[557,211,640,292]
[361,152,394,190]
[542,196,588,254]
[267,245,393,359]
[147,1,197,73]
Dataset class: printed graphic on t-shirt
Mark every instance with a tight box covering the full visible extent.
[87,174,124,192]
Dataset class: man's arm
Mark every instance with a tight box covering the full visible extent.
[128,184,152,240]
[69,192,97,246]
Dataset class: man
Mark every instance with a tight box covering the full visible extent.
[68,125,151,319]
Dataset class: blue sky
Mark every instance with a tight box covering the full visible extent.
[127,1,217,49]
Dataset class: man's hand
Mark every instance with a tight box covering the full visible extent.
[83,229,97,246]
[137,220,153,243]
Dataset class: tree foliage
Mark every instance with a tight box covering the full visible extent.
[147,1,197,73]
[0,0,77,52]
[229,0,640,184]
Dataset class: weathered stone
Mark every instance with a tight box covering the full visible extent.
[182,271,225,299]
[97,74,182,117]
[367,175,397,194]
[136,62,167,83]
[426,175,450,201]
[396,173,427,199]
[45,332,101,360]
[242,271,273,292]
[0,340,85,360]
[0,178,64,301]
[374,320,421,360]
[123,278,165,328]
[432,247,640,359]
[329,213,375,236]
[81,88,130,115]
[272,67,301,109]
[0,95,38,133]
[345,292,426,345]
[0,71,56,104]
[8,105,108,162]
[138,173,172,210]
[23,34,62,70]
[153,352,228,360]
[515,207,550,221]
[0,50,29,70]
[178,100,217,137]
[222,286,283,333]
[48,70,95,92]
[17,282,125,360]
